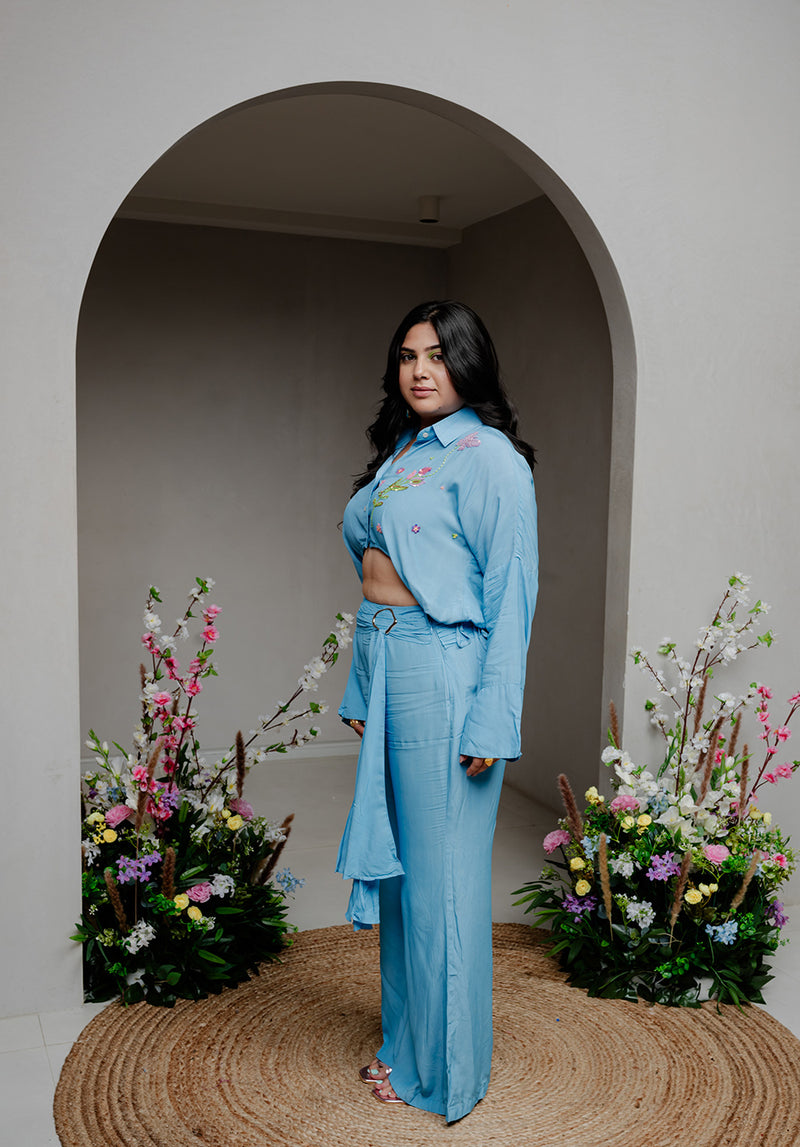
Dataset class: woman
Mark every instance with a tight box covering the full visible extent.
[337,300,538,1123]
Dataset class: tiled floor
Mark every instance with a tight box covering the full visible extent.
[3,755,799,1146]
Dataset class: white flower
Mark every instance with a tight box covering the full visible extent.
[122,920,156,954]
[625,899,655,930]
[144,611,161,633]
[601,746,621,764]
[209,873,235,897]
[82,839,100,866]
[609,853,635,878]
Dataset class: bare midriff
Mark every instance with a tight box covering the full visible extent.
[362,547,419,607]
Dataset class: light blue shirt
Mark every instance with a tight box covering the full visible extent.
[342,406,538,759]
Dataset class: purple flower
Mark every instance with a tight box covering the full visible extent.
[646,851,681,881]
[766,900,789,928]
[116,851,162,884]
[563,893,598,918]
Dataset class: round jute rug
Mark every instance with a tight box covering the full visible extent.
[54,923,800,1147]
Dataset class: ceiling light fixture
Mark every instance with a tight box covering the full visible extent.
[417,195,440,224]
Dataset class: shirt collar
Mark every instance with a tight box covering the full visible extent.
[425,406,482,447]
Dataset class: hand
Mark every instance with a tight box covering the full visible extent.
[349,720,365,739]
[460,755,498,778]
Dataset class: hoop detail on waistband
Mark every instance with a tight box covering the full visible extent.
[371,607,398,632]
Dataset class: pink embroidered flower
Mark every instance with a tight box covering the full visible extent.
[543,829,571,854]
[610,794,640,814]
[106,804,134,828]
[153,691,172,708]
[187,882,213,903]
[228,798,254,821]
[703,844,731,864]
[457,432,481,450]
[776,726,792,742]
[411,524,421,534]
[419,467,431,475]
[202,625,219,643]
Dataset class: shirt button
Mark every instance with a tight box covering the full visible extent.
[420,430,430,438]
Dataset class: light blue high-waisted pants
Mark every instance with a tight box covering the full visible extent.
[337,600,505,1123]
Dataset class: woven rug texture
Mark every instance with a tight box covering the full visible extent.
[54,923,800,1147]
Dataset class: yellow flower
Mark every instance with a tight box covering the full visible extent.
[708,883,718,893]
[584,786,604,806]
[763,812,772,826]
[684,889,703,905]
[749,807,763,821]
[570,857,586,871]
[187,906,203,921]
[173,893,190,910]
[102,828,118,843]
[637,814,652,828]
[621,816,635,830]
[698,883,711,897]
[574,879,591,896]
[221,808,231,819]
[226,815,244,831]
[87,812,105,826]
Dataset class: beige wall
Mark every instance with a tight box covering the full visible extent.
[78,220,446,748]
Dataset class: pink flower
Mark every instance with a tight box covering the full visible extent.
[766,746,778,755]
[775,763,794,779]
[172,715,196,732]
[757,685,773,699]
[187,882,213,903]
[543,829,571,854]
[788,693,800,705]
[457,432,481,450]
[153,691,172,708]
[764,772,778,784]
[228,798,254,821]
[610,794,640,814]
[776,726,792,742]
[756,709,770,724]
[703,844,731,864]
[189,658,204,674]
[105,804,134,828]
[204,604,222,619]
[185,680,202,696]
[202,625,219,643]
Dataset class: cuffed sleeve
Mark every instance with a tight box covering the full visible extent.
[457,449,538,760]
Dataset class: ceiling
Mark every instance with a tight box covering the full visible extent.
[119,93,543,248]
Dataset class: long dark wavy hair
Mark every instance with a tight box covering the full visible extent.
[352,300,536,493]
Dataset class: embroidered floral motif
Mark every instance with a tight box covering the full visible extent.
[457,432,481,451]
[412,524,421,534]
[375,523,383,533]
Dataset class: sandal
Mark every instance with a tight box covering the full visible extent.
[370,1080,404,1105]
[359,1060,392,1085]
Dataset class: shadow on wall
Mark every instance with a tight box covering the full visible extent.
[77,201,612,814]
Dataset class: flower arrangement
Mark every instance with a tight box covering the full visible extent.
[73,577,353,1006]
[515,574,796,1006]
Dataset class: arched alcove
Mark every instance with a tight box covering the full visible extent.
[77,82,634,810]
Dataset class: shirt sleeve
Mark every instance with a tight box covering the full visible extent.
[457,443,538,761]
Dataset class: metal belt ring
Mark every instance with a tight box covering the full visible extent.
[371,606,398,633]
